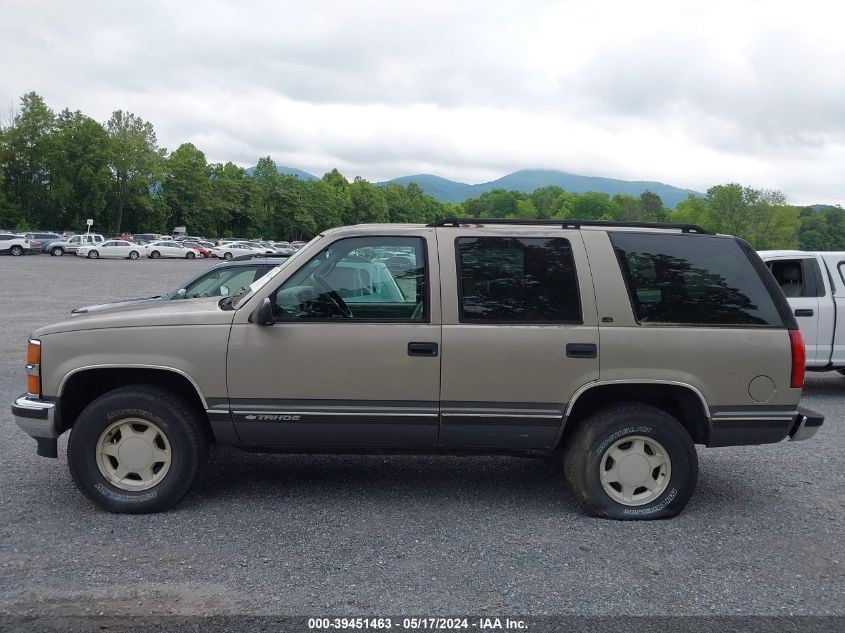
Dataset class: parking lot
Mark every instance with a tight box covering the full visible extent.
[0,255,843,617]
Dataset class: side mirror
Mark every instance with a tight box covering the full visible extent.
[174,288,187,300]
[251,297,275,326]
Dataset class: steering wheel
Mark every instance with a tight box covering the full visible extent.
[313,274,353,318]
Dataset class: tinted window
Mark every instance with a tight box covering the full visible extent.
[273,236,426,321]
[457,237,581,323]
[610,233,783,326]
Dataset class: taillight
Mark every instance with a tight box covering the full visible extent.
[26,339,41,397]
[789,329,805,389]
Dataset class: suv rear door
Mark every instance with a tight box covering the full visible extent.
[436,228,599,449]
[226,230,441,447]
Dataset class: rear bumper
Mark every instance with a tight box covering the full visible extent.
[11,394,60,458]
[789,406,824,441]
[708,405,824,446]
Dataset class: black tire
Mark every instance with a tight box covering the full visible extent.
[150,250,160,259]
[223,252,233,260]
[87,250,99,259]
[52,247,63,257]
[67,386,208,513]
[563,402,698,520]
[128,250,139,260]
[186,251,195,259]
[10,245,23,256]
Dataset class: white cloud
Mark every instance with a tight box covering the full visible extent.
[1,0,843,204]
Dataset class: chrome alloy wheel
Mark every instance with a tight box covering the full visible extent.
[599,435,671,506]
[96,418,172,491]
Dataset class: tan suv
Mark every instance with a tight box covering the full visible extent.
[11,219,824,519]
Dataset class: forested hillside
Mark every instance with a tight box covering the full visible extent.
[1,92,841,249]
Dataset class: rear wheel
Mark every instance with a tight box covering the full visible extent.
[67,386,208,513]
[51,247,64,257]
[563,402,698,520]
[186,251,195,259]
[150,250,160,259]
[10,245,23,256]
[128,250,139,260]
[87,250,99,259]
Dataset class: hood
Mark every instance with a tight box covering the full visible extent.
[35,296,235,337]
[71,296,167,314]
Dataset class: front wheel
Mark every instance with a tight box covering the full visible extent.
[87,250,99,259]
[150,250,160,259]
[563,402,698,520]
[51,247,64,257]
[67,386,208,513]
[128,250,139,260]
[223,252,233,260]
[186,251,195,259]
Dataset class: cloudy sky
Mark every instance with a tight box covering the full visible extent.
[1,0,843,204]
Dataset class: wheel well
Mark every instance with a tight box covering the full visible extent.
[558,383,709,448]
[58,368,210,436]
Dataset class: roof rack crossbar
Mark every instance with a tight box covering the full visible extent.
[428,218,713,234]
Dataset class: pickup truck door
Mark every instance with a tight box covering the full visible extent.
[819,254,845,367]
[764,256,822,365]
[436,229,599,449]
[225,230,441,447]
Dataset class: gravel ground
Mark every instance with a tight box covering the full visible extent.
[0,255,842,617]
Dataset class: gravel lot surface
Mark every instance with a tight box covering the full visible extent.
[0,255,842,617]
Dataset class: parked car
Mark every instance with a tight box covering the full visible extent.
[71,257,291,313]
[132,234,161,244]
[12,220,823,518]
[0,233,32,256]
[758,249,845,373]
[25,232,62,251]
[76,240,143,260]
[211,241,273,260]
[48,233,104,256]
[144,240,197,259]
[181,241,211,258]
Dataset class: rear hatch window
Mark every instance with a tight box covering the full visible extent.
[610,233,783,327]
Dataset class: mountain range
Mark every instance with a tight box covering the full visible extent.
[259,166,703,208]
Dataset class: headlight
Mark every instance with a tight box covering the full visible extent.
[26,339,41,397]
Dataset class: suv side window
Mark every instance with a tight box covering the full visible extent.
[456,237,581,324]
[610,233,783,326]
[273,236,427,322]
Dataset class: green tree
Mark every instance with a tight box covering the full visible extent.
[162,143,211,235]
[349,177,389,224]
[0,92,55,227]
[106,110,164,234]
[47,110,112,230]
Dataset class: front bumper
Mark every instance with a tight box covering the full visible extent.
[11,394,60,457]
[789,406,824,441]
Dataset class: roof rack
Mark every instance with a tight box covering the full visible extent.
[429,218,713,235]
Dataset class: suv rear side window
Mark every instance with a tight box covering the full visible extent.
[610,233,783,326]
[456,237,581,323]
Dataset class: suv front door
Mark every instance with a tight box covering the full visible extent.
[226,231,441,447]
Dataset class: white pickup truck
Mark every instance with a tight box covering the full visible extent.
[758,250,845,372]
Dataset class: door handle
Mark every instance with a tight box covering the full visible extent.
[566,343,597,359]
[408,342,438,357]
[794,309,814,317]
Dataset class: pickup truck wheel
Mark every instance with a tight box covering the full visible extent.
[67,386,208,513]
[51,247,64,257]
[563,402,698,520]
